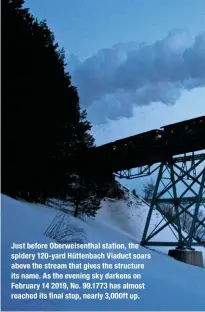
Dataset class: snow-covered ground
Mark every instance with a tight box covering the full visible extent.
[1,189,205,311]
[98,187,205,261]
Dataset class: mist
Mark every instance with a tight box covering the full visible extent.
[67,30,205,124]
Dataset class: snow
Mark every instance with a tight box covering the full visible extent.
[99,188,205,262]
[1,189,205,311]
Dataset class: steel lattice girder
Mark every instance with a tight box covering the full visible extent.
[141,153,205,249]
[114,153,205,179]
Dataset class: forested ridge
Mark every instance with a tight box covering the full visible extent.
[2,0,103,216]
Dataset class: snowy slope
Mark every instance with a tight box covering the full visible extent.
[98,186,205,261]
[1,193,205,311]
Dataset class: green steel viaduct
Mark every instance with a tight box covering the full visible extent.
[69,115,205,260]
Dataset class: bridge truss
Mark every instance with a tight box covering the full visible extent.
[70,115,205,249]
[116,152,205,249]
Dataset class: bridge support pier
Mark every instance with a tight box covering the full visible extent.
[141,153,205,264]
[168,249,204,268]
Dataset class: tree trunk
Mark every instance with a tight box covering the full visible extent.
[40,190,47,204]
[74,202,79,217]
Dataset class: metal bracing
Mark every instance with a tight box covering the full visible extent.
[115,164,160,179]
[141,152,205,249]
[114,153,205,179]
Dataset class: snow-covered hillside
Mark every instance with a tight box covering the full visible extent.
[1,189,205,311]
[98,186,205,261]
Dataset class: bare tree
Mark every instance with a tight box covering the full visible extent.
[142,179,205,242]
[176,207,205,240]
[142,179,175,220]
[44,212,88,243]
[179,208,192,233]
[142,178,155,203]
[194,209,205,241]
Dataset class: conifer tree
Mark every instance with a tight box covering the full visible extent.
[68,175,101,218]
[2,0,97,209]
